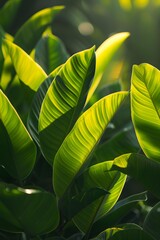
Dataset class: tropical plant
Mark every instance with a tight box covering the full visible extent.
[0,2,160,240]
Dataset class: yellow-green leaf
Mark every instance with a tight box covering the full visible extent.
[0,90,36,180]
[131,63,160,162]
[53,91,128,199]
[86,32,130,103]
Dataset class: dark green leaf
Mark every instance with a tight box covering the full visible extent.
[27,66,61,146]
[0,0,22,31]
[112,153,160,198]
[0,90,36,180]
[144,201,160,240]
[35,33,69,74]
[14,6,65,53]
[90,192,147,238]
[0,183,59,235]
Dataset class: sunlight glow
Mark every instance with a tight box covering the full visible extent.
[119,0,132,10]
[135,0,149,8]
[78,22,94,36]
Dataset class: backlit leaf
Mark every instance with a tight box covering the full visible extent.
[86,32,130,103]
[14,6,64,53]
[2,39,47,92]
[112,153,160,198]
[39,47,95,164]
[0,90,36,180]
[131,63,160,162]
[73,161,126,233]
[53,91,128,199]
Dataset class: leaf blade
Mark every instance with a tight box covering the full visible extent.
[14,6,64,53]
[86,32,130,103]
[0,183,59,235]
[0,90,36,180]
[2,39,47,92]
[53,91,128,199]
[131,63,160,162]
[39,47,95,164]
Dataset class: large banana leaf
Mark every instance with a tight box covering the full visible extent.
[131,63,160,162]
[39,47,95,164]
[2,39,47,92]
[53,91,128,199]
[0,182,59,235]
[90,191,147,238]
[14,6,64,53]
[35,33,69,74]
[27,66,62,146]
[86,32,130,104]
[0,90,36,180]
[144,202,160,240]
[0,0,22,31]
[112,153,160,198]
[73,161,126,233]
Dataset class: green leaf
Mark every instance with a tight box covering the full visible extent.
[2,39,47,92]
[95,126,140,162]
[14,6,64,53]
[35,33,69,74]
[96,224,154,240]
[27,66,61,146]
[0,29,14,91]
[53,91,128,199]
[39,47,96,164]
[73,161,126,233]
[0,0,22,31]
[67,233,83,239]
[0,183,59,235]
[0,90,36,180]
[90,191,147,238]
[131,63,160,162]
[144,201,160,240]
[62,187,108,220]
[112,153,160,198]
[86,32,130,104]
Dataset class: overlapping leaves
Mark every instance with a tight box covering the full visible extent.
[39,47,95,164]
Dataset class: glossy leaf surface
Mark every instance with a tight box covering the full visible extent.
[14,6,64,53]
[35,33,69,74]
[0,90,36,180]
[39,47,95,164]
[90,192,147,238]
[53,91,128,199]
[2,40,47,91]
[86,32,130,103]
[131,63,160,162]
[73,161,126,233]
[112,153,160,198]
[0,183,59,235]
[27,66,61,146]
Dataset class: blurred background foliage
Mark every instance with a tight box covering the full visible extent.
[1,0,160,91]
[0,0,160,230]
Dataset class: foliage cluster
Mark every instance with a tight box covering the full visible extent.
[0,1,160,240]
